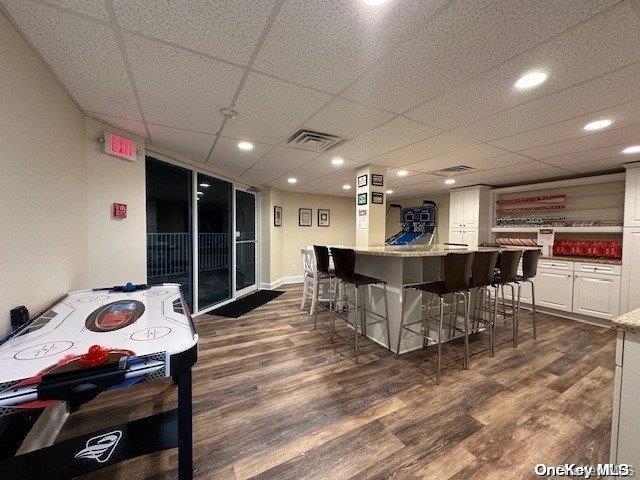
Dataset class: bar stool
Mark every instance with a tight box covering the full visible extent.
[396,252,474,384]
[514,248,541,344]
[468,251,499,355]
[300,246,333,316]
[312,245,336,329]
[492,250,523,351]
[329,247,391,363]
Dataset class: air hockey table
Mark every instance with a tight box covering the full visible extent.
[0,283,198,480]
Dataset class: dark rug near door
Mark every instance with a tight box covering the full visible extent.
[209,290,285,318]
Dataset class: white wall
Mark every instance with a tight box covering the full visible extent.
[0,13,87,336]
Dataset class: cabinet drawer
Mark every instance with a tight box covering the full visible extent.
[574,261,621,276]
[538,259,573,271]
[572,273,620,320]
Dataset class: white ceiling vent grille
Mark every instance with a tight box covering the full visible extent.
[287,129,345,152]
[437,165,476,174]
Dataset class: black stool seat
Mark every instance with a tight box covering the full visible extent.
[408,281,456,296]
[340,273,386,286]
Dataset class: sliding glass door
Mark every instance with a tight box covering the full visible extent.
[235,189,257,295]
[146,158,193,307]
[197,173,233,310]
[146,156,259,313]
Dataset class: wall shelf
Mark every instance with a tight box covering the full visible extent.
[492,226,623,233]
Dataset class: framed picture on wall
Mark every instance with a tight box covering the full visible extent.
[372,192,384,204]
[357,193,368,205]
[318,209,330,227]
[299,208,312,226]
[357,174,368,188]
[371,174,384,186]
[273,205,282,226]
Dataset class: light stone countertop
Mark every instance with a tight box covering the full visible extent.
[349,244,536,258]
[539,255,621,265]
[613,308,640,334]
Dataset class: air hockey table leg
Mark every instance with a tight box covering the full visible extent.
[175,368,193,480]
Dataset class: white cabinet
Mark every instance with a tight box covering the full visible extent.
[448,187,489,247]
[463,189,479,227]
[621,227,640,313]
[449,191,464,228]
[536,267,574,312]
[624,165,640,227]
[448,228,463,244]
[573,272,620,320]
[447,228,478,247]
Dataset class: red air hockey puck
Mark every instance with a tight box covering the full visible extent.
[80,345,110,367]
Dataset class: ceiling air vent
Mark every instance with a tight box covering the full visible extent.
[287,129,345,152]
[437,165,476,174]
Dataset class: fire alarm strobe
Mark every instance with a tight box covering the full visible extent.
[112,203,127,219]
[101,131,137,162]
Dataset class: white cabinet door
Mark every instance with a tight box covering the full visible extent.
[449,191,464,228]
[617,333,640,467]
[573,272,620,320]
[535,268,574,312]
[463,189,479,227]
[462,228,478,247]
[448,228,464,244]
[621,227,640,313]
[624,167,640,227]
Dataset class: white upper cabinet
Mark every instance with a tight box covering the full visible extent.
[449,190,464,228]
[463,189,480,227]
[448,187,490,246]
[624,165,640,227]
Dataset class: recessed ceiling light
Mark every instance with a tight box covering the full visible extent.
[199,183,210,188]
[514,71,547,91]
[287,177,298,184]
[396,170,408,177]
[342,184,351,190]
[623,145,640,154]
[385,189,394,194]
[237,141,254,151]
[583,119,612,131]
[360,0,390,5]
[444,178,456,185]
[197,191,204,195]
[331,157,345,166]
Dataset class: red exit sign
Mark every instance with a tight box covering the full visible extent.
[102,131,137,161]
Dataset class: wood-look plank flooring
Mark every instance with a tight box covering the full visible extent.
[61,285,615,480]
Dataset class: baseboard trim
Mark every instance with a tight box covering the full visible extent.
[260,276,303,290]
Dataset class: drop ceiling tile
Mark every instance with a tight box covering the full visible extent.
[303,98,395,139]
[2,0,139,119]
[562,156,627,174]
[489,99,640,151]
[89,112,147,138]
[123,34,241,133]
[252,146,319,173]
[330,117,442,161]
[406,2,640,129]
[387,173,442,188]
[368,132,476,167]
[112,0,275,65]
[286,154,358,178]
[209,136,272,169]
[519,124,640,159]
[407,144,511,173]
[269,175,314,190]
[541,144,628,167]
[344,0,617,113]
[223,72,331,144]
[45,0,109,19]
[239,168,283,185]
[454,61,640,142]
[147,125,214,161]
[253,0,448,93]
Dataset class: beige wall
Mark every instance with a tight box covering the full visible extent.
[386,193,450,243]
[0,13,87,336]
[85,118,147,286]
[260,188,356,284]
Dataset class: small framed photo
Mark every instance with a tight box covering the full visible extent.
[372,192,384,204]
[318,209,330,227]
[371,174,384,186]
[299,208,312,226]
[357,192,368,205]
[357,174,368,188]
[273,206,282,227]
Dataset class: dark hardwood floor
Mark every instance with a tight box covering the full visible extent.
[61,284,616,480]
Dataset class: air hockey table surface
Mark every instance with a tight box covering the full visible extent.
[0,283,198,480]
[0,284,196,386]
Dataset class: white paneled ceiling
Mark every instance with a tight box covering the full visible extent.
[2,0,640,197]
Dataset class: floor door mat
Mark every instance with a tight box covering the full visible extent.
[208,290,285,318]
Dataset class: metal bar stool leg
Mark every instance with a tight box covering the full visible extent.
[491,286,499,357]
[354,285,360,364]
[436,296,445,385]
[396,287,407,358]
[514,283,522,347]
[463,291,470,370]
[530,280,537,339]
[361,285,368,338]
[383,283,391,351]
[510,283,518,348]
